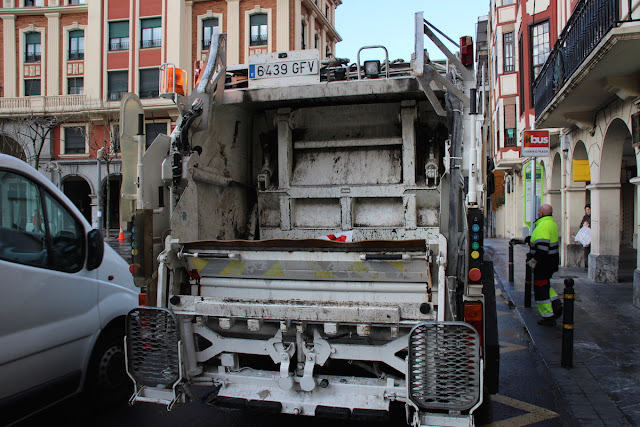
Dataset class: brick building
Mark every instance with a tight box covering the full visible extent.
[0,0,341,232]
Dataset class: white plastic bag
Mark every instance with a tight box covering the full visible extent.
[575,226,591,246]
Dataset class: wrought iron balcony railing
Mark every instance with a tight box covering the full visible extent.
[25,53,41,63]
[68,50,84,60]
[141,39,161,49]
[533,0,619,117]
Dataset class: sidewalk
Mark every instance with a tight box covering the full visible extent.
[485,239,640,426]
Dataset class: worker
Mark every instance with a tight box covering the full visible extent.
[527,203,563,326]
[580,204,591,270]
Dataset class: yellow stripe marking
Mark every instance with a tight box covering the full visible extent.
[191,258,210,273]
[482,394,559,426]
[564,294,575,299]
[220,260,246,275]
[264,261,284,277]
[563,324,574,329]
[389,261,405,271]
[499,340,527,354]
[316,270,338,278]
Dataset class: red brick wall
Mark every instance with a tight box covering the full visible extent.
[191,0,226,66]
[140,0,162,17]
[0,19,4,97]
[239,0,277,60]
[108,0,130,20]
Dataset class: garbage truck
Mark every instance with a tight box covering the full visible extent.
[123,12,498,427]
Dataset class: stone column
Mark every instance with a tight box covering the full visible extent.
[45,13,60,96]
[631,177,640,307]
[84,2,101,100]
[587,182,621,282]
[276,0,289,52]
[226,0,240,65]
[2,15,16,97]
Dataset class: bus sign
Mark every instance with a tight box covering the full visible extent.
[522,130,550,157]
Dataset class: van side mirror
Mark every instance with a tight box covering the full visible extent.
[87,229,105,271]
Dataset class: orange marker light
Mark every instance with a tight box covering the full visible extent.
[468,267,482,282]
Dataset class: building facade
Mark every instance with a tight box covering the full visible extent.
[0,0,341,233]
[532,0,640,307]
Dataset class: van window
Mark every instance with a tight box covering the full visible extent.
[0,170,84,272]
[44,189,84,272]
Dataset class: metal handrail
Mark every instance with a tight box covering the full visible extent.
[356,45,389,80]
[533,0,619,117]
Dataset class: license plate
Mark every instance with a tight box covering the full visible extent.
[249,60,319,79]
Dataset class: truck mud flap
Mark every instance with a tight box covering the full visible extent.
[407,321,481,412]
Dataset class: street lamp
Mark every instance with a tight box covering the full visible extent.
[96,147,105,233]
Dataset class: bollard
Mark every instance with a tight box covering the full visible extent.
[562,278,575,368]
[508,242,514,283]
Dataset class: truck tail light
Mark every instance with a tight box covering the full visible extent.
[138,293,147,306]
[464,301,484,352]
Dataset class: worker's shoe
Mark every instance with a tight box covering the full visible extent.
[537,318,556,326]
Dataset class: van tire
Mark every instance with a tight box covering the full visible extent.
[86,326,132,407]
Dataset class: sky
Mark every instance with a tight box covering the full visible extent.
[334,0,490,63]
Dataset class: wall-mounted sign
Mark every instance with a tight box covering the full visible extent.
[573,159,591,182]
[522,129,550,157]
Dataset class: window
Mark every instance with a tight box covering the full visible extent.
[519,34,524,113]
[504,104,517,147]
[64,126,86,154]
[325,5,329,18]
[141,18,161,48]
[68,0,86,4]
[107,71,127,101]
[503,32,514,73]
[24,0,42,5]
[109,21,129,51]
[301,21,307,50]
[202,18,219,50]
[531,21,550,80]
[145,122,166,149]
[139,68,159,99]
[250,14,268,46]
[502,0,515,5]
[24,79,41,96]
[25,32,41,63]
[314,34,319,49]
[68,77,83,95]
[0,171,47,267]
[0,170,85,271]
[69,30,84,60]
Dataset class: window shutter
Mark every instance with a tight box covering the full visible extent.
[140,69,159,92]
[69,30,84,38]
[504,104,516,129]
[141,18,161,29]
[109,21,129,38]
[203,18,218,28]
[25,32,41,44]
[250,14,267,26]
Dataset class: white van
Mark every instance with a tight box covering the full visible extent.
[0,154,138,424]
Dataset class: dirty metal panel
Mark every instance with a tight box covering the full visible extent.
[191,299,400,323]
[186,256,428,283]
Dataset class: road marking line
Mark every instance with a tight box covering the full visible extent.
[499,340,527,354]
[483,394,559,426]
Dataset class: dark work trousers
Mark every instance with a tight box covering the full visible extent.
[534,279,562,319]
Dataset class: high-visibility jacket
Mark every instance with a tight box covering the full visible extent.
[528,215,560,280]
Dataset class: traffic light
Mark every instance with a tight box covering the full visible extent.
[130,209,153,287]
[467,208,483,284]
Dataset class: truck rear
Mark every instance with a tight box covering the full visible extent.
[124,12,498,427]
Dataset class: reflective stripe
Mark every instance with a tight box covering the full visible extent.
[537,298,552,305]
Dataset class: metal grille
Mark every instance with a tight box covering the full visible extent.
[126,307,181,387]
[408,322,480,411]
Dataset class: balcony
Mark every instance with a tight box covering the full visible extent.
[68,50,84,61]
[534,0,640,129]
[0,93,175,116]
[140,39,161,49]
